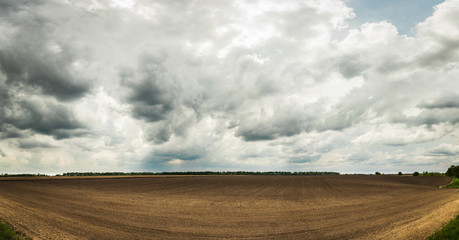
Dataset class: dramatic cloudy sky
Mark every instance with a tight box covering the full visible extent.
[1,0,459,174]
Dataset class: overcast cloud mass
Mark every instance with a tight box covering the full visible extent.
[1,0,459,174]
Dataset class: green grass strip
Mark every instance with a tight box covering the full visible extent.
[0,219,25,240]
[445,177,459,188]
[427,214,459,240]
[428,177,459,239]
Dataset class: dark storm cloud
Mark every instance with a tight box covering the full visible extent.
[0,0,90,139]
[0,99,86,139]
[0,0,90,101]
[235,108,317,141]
[0,125,26,139]
[0,0,95,142]
[120,56,176,123]
[0,50,89,101]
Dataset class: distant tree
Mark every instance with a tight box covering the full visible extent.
[375,172,381,175]
[413,171,420,176]
[446,165,459,178]
[398,172,403,175]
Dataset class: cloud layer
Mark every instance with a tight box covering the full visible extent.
[1,0,459,173]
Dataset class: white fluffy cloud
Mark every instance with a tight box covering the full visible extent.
[1,0,459,173]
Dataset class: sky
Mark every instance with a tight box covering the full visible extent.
[348,0,445,35]
[1,0,459,174]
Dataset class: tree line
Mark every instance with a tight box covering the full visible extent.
[2,167,458,177]
[58,171,341,176]
[0,173,48,177]
[412,171,443,176]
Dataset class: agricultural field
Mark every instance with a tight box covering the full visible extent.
[0,175,458,239]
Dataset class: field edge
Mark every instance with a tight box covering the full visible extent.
[427,213,459,240]
[0,218,30,240]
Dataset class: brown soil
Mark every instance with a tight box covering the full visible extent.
[0,175,458,240]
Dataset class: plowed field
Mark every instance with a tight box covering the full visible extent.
[0,175,458,239]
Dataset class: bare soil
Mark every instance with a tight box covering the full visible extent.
[0,175,458,239]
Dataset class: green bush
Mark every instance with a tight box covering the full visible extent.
[413,171,420,176]
[375,172,381,175]
[398,172,402,175]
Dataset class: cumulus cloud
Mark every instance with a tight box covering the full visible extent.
[1,0,459,173]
